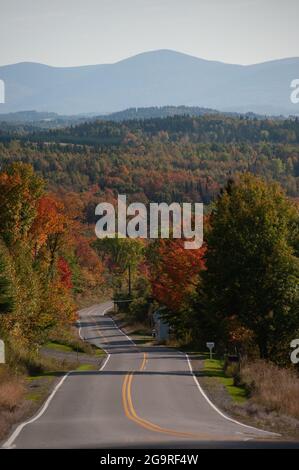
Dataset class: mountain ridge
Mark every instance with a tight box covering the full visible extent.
[0,49,298,116]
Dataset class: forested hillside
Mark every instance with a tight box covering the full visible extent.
[1,115,299,205]
[0,113,299,438]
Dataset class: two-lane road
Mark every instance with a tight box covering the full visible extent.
[3,302,279,448]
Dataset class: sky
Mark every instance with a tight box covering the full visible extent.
[0,0,299,67]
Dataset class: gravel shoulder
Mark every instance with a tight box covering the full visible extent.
[0,341,106,444]
[190,354,299,442]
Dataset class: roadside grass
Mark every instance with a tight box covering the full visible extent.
[24,357,98,408]
[203,358,247,403]
[240,360,299,419]
[46,327,90,354]
[44,340,105,357]
[189,355,299,439]
[97,348,106,356]
[0,368,25,411]
[111,312,154,346]
[75,364,97,371]
[0,355,69,440]
[0,322,105,440]
[130,328,153,345]
[26,391,43,402]
[44,325,105,358]
[27,371,64,381]
[44,341,73,353]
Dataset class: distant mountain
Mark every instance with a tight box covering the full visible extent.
[0,107,282,130]
[96,106,220,121]
[0,110,59,122]
[96,106,283,122]
[0,106,219,124]
[0,110,96,129]
[0,50,299,116]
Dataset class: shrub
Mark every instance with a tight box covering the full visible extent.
[240,360,299,418]
[128,298,150,324]
[0,375,25,411]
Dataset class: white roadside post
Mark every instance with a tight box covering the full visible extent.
[206,342,215,360]
[0,339,5,364]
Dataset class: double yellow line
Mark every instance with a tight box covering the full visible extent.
[122,352,203,439]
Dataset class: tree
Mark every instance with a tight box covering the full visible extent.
[0,247,13,315]
[30,196,66,256]
[0,164,76,348]
[57,257,73,290]
[94,237,144,296]
[0,163,44,245]
[150,238,205,312]
[30,195,70,281]
[201,174,299,359]
[149,238,205,338]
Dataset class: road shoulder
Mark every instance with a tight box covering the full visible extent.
[190,354,299,442]
[0,334,106,446]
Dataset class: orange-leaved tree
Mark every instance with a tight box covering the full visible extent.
[0,163,44,245]
[149,238,205,313]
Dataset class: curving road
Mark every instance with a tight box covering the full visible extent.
[3,302,280,448]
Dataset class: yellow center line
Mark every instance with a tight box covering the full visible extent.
[140,352,147,371]
[121,352,207,439]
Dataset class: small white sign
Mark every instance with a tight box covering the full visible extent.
[206,342,215,359]
[0,339,5,364]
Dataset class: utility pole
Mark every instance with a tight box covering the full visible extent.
[128,264,132,298]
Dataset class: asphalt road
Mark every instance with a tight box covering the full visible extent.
[2,302,295,449]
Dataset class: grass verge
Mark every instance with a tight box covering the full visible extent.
[0,323,105,442]
[204,358,247,403]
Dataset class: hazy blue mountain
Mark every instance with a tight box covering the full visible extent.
[0,110,60,122]
[0,50,298,116]
[0,106,218,124]
[0,110,95,129]
[96,106,220,121]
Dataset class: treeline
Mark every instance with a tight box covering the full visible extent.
[1,138,299,205]
[0,163,104,361]
[0,115,298,367]
[1,114,298,144]
[1,114,299,145]
[102,174,299,366]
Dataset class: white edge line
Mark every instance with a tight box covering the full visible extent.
[4,303,272,447]
[77,319,83,340]
[2,304,113,449]
[2,372,71,449]
[87,307,279,438]
[100,302,136,346]
[75,307,280,438]
[106,305,277,437]
[109,317,136,345]
[84,303,112,368]
[99,354,110,371]
[185,353,280,437]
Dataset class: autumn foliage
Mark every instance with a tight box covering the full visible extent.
[57,257,73,290]
[150,239,205,312]
[0,163,104,350]
[30,196,66,255]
